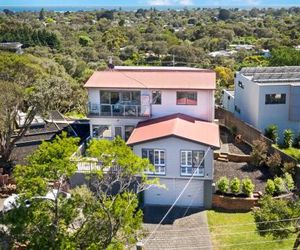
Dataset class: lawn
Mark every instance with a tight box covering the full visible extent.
[274,145,300,163]
[207,210,295,250]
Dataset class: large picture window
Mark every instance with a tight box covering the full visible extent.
[142,149,165,175]
[180,150,204,176]
[92,125,112,139]
[100,91,141,105]
[176,91,197,105]
[265,93,286,105]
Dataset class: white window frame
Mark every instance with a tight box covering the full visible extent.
[180,150,204,177]
[142,149,166,175]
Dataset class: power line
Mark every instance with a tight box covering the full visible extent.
[143,148,211,245]
[147,226,295,240]
[144,217,300,233]
[162,238,295,250]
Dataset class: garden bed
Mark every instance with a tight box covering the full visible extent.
[220,126,252,155]
[214,161,272,192]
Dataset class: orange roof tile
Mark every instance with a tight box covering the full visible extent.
[84,67,216,90]
[127,113,220,148]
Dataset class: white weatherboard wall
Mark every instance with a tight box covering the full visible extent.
[151,89,214,122]
[87,88,214,122]
[132,137,213,180]
[222,90,235,113]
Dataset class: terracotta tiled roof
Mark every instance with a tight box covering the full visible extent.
[127,113,220,148]
[84,67,216,90]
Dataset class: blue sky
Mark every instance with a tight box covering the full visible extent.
[1,0,299,7]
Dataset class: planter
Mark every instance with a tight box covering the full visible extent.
[212,194,259,212]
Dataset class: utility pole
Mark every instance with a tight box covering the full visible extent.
[172,54,175,66]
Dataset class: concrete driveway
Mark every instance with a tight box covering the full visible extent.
[143,209,212,250]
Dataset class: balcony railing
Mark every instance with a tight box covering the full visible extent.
[88,103,150,117]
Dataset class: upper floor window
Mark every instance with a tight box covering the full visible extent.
[142,149,165,175]
[176,92,197,105]
[235,105,241,114]
[181,150,204,176]
[152,91,161,105]
[125,126,135,141]
[265,93,286,105]
[100,91,141,105]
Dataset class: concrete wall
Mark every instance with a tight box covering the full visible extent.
[132,137,214,180]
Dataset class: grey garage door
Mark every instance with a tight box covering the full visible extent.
[144,178,204,207]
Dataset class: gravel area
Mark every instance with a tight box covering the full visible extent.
[214,161,272,192]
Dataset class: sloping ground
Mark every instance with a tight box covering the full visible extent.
[214,161,271,192]
[143,211,212,250]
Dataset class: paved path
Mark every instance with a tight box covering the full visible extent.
[143,211,212,250]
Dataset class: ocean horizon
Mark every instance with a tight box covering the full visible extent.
[0,5,298,12]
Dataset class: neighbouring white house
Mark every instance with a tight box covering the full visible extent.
[231,66,300,139]
[221,89,235,113]
[83,66,220,208]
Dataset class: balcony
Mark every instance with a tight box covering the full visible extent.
[88,102,151,117]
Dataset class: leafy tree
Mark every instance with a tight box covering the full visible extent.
[0,52,81,166]
[253,196,300,249]
[270,47,300,66]
[215,66,234,88]
[1,136,155,249]
[79,35,93,47]
[218,9,231,21]
[39,8,45,21]
[274,177,286,195]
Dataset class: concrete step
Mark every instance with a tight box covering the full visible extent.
[217,157,229,162]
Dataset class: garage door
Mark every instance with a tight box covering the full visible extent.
[144,179,204,207]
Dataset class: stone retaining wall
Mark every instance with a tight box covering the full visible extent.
[212,193,294,212]
[212,194,258,212]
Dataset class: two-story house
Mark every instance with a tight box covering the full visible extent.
[84,66,220,208]
[233,66,300,140]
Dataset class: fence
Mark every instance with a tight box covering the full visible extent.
[215,107,297,164]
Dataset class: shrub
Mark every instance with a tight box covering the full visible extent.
[274,177,286,194]
[283,129,294,148]
[242,178,255,197]
[217,177,229,194]
[265,124,278,144]
[283,172,295,191]
[250,139,268,166]
[265,179,275,195]
[266,152,282,176]
[230,177,241,195]
[283,162,296,175]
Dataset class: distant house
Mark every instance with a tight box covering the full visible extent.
[229,44,255,51]
[209,50,237,58]
[0,42,23,54]
[83,66,220,208]
[232,66,300,139]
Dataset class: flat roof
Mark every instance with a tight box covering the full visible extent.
[84,66,216,90]
[127,113,220,148]
[240,66,300,84]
